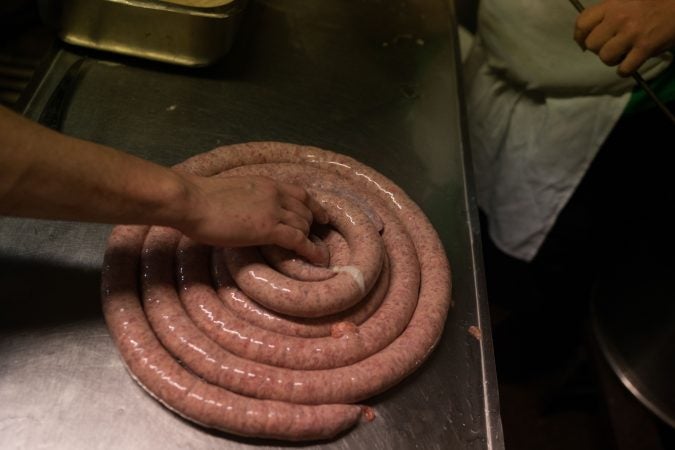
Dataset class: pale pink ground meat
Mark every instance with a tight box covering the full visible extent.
[101,142,452,441]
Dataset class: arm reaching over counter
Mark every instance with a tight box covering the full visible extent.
[574,0,675,76]
[0,105,328,262]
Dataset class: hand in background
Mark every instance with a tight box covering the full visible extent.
[574,0,675,76]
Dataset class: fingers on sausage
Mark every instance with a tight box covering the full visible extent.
[101,142,452,441]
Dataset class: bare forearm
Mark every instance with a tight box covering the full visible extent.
[0,106,191,228]
[0,106,328,262]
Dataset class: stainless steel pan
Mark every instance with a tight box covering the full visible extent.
[38,0,247,66]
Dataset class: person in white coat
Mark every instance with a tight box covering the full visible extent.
[464,0,675,378]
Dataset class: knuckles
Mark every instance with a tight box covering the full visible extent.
[289,228,306,246]
[598,47,621,65]
[294,188,308,202]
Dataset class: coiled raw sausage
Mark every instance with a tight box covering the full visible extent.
[101,142,452,441]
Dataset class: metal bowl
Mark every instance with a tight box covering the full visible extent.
[37,0,248,66]
[591,264,675,428]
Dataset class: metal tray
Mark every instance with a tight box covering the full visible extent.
[37,0,247,66]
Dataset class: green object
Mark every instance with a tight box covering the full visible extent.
[625,59,675,115]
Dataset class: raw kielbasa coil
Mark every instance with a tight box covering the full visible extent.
[101,142,452,441]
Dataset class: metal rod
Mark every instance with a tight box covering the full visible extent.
[630,71,675,125]
[568,0,675,125]
[569,0,585,13]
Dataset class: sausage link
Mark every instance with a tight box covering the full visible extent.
[102,225,362,441]
[213,250,390,338]
[178,223,418,370]
[222,191,384,318]
[140,226,423,405]
[102,142,452,441]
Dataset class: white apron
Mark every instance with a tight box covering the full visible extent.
[465,0,671,261]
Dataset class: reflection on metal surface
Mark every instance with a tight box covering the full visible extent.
[592,266,675,428]
[1,0,503,448]
[38,0,247,66]
[38,57,91,130]
[161,0,234,7]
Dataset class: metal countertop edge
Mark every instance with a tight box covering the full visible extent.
[447,3,504,448]
[15,39,61,115]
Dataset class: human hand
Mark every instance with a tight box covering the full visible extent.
[176,173,329,263]
[574,0,675,76]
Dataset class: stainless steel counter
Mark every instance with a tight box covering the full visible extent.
[0,1,503,448]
